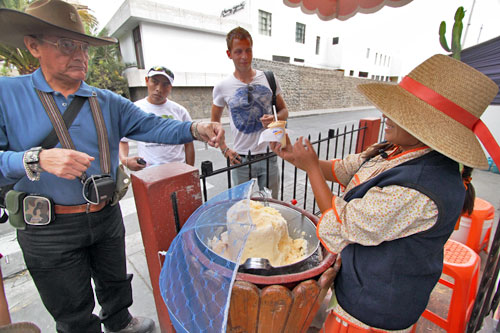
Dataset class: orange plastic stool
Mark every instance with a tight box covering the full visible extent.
[464,198,495,253]
[420,239,480,332]
[322,311,417,332]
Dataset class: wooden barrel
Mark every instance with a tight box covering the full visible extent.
[227,261,340,333]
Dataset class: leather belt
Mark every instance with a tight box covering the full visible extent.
[55,200,109,215]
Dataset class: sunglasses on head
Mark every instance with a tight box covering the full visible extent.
[37,37,90,55]
[149,66,174,78]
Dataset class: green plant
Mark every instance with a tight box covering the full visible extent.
[86,29,130,98]
[439,6,465,60]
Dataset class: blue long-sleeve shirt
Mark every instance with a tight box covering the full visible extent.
[0,68,193,205]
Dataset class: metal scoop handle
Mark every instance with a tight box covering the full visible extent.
[239,258,274,275]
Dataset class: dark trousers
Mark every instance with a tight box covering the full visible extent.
[17,204,133,333]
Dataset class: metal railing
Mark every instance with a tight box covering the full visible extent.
[200,122,368,216]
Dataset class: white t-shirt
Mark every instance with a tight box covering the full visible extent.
[122,98,192,165]
[213,70,283,154]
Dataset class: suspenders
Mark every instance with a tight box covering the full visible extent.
[35,89,111,175]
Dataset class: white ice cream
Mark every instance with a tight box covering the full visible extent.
[209,200,306,267]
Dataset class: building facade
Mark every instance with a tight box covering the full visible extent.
[104,0,401,117]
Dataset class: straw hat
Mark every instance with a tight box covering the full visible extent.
[0,0,116,49]
[358,54,499,169]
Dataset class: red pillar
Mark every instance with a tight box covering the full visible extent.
[131,163,203,333]
[356,117,381,153]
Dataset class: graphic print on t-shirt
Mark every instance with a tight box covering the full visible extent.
[228,84,271,134]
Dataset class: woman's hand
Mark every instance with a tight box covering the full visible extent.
[291,136,319,172]
[270,134,294,164]
[271,136,319,172]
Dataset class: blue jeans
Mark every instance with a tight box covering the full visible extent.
[17,204,133,333]
[232,155,280,199]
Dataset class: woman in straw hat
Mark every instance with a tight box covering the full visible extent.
[272,54,499,330]
[0,1,224,332]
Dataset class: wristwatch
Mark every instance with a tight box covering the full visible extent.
[23,147,44,181]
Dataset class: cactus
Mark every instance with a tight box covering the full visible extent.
[439,6,465,60]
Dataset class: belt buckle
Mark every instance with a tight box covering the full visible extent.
[86,203,91,214]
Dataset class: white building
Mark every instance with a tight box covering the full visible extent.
[104,0,403,91]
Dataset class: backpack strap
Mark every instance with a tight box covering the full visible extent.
[264,70,277,107]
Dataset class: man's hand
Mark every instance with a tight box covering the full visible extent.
[195,122,225,148]
[122,157,147,171]
[222,147,242,165]
[260,114,275,128]
[39,148,94,180]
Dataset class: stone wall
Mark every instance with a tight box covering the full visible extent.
[130,58,375,119]
[253,58,372,112]
[130,86,213,120]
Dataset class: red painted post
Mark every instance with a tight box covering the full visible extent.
[356,118,381,153]
[131,163,203,333]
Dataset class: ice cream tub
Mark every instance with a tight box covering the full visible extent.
[194,199,320,276]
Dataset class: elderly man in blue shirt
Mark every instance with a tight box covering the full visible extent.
[0,1,224,332]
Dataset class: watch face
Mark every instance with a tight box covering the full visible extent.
[26,148,41,164]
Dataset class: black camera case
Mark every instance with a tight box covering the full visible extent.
[85,175,115,204]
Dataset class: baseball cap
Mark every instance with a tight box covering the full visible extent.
[147,66,174,85]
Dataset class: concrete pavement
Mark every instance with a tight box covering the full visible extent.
[2,107,500,332]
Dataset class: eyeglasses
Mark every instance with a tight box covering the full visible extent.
[149,66,175,79]
[247,85,254,104]
[39,38,90,55]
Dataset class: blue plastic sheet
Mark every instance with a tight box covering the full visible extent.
[160,180,256,332]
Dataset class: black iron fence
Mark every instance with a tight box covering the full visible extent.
[200,120,376,216]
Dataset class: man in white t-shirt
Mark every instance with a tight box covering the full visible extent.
[120,66,195,171]
[211,27,289,199]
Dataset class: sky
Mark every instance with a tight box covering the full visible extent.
[80,0,500,74]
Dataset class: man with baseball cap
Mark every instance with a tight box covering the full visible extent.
[0,1,224,332]
[119,66,195,171]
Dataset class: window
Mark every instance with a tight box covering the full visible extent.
[374,53,378,65]
[133,26,145,69]
[258,10,272,36]
[359,71,368,78]
[272,55,290,63]
[315,36,320,55]
[332,37,339,45]
[366,48,370,58]
[349,70,354,76]
[294,58,304,63]
[295,22,306,43]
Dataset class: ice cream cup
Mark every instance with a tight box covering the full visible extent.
[268,120,287,147]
